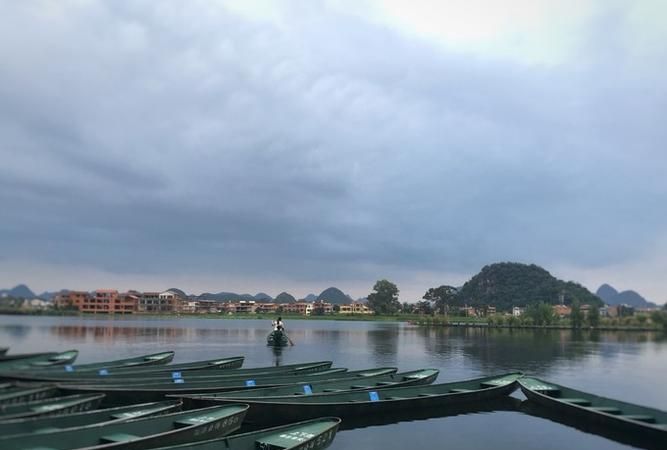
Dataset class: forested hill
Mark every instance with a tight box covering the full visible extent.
[457,262,603,311]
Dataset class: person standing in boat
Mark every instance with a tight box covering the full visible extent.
[276,317,285,331]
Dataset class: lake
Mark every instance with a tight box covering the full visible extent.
[1,315,665,449]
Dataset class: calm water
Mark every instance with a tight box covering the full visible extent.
[1,315,666,449]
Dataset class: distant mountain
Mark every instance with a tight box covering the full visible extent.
[596,284,619,304]
[199,292,251,302]
[317,287,352,305]
[596,284,656,308]
[254,293,273,302]
[302,294,318,302]
[274,292,296,304]
[38,290,69,301]
[0,284,36,299]
[457,262,603,311]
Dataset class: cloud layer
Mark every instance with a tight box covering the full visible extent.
[1,1,665,301]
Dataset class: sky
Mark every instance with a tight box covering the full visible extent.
[0,0,665,303]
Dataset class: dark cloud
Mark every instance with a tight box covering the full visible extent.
[0,1,665,294]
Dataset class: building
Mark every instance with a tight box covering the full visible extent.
[158,289,187,313]
[256,303,279,314]
[311,301,333,314]
[283,302,313,315]
[512,306,524,317]
[553,304,572,318]
[54,291,90,310]
[339,302,372,314]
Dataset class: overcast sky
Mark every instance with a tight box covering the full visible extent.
[1,1,665,303]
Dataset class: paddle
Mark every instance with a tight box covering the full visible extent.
[286,332,295,346]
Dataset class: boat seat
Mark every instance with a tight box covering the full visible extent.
[449,389,473,393]
[33,427,62,433]
[560,398,592,406]
[100,433,140,443]
[622,414,656,423]
[376,382,397,386]
[174,417,207,428]
[255,431,308,450]
[588,406,621,414]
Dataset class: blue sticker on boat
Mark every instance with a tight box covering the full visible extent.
[173,378,185,384]
[369,391,379,401]
[64,365,74,372]
[303,385,313,395]
[172,372,182,379]
[245,379,256,386]
[98,369,109,376]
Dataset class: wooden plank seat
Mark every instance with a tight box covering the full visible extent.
[100,433,139,443]
[588,406,622,414]
[560,398,592,406]
[622,414,656,423]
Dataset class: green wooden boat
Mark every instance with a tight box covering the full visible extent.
[0,350,78,370]
[267,330,289,347]
[34,361,337,384]
[153,417,341,450]
[0,384,60,405]
[53,351,176,372]
[0,393,105,420]
[184,368,439,399]
[0,400,181,437]
[2,356,246,381]
[0,404,249,450]
[179,372,522,427]
[60,368,395,406]
[519,377,667,444]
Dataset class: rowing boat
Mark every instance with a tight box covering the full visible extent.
[49,351,176,372]
[0,393,105,420]
[4,359,337,382]
[185,368,439,399]
[0,384,60,405]
[153,417,341,450]
[0,404,248,450]
[267,330,289,347]
[59,368,394,406]
[0,350,78,370]
[2,356,246,381]
[0,400,181,437]
[40,362,341,387]
[518,377,667,443]
[179,372,522,427]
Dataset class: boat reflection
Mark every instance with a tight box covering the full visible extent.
[519,400,665,450]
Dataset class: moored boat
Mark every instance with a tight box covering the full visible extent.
[2,356,245,381]
[0,400,182,437]
[52,351,176,373]
[518,377,667,443]
[0,350,78,370]
[153,417,341,450]
[59,368,393,406]
[0,404,249,450]
[0,384,60,405]
[0,348,8,356]
[185,368,439,399]
[27,360,336,384]
[179,372,522,427]
[267,330,290,347]
[0,393,105,420]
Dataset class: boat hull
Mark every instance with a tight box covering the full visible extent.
[267,330,289,347]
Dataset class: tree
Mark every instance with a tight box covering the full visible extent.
[570,301,584,329]
[367,280,400,315]
[525,302,555,326]
[587,305,600,328]
[414,300,433,315]
[423,285,458,315]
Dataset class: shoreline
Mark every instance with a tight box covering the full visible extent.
[0,310,664,332]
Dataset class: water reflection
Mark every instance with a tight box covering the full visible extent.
[519,400,664,450]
